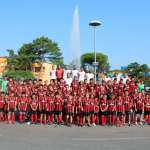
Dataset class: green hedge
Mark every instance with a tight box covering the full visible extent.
[3,70,34,80]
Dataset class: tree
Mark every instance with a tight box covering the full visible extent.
[7,49,20,70]
[126,62,149,78]
[3,70,34,80]
[7,36,64,71]
[125,62,150,86]
[81,52,110,72]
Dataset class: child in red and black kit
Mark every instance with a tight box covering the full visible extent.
[83,93,91,126]
[18,92,28,123]
[144,94,150,124]
[30,94,38,124]
[75,97,83,126]
[100,95,108,126]
[135,93,144,125]
[38,92,47,124]
[54,94,63,125]
[65,96,74,126]
[116,95,125,127]
[108,95,116,126]
[94,97,100,125]
[124,91,132,126]
[46,93,55,124]
[7,92,17,124]
[90,95,96,126]
[0,93,5,121]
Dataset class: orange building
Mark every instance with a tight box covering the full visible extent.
[0,57,56,81]
[0,57,7,76]
[32,62,56,82]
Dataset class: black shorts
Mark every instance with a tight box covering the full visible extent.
[9,108,15,112]
[100,111,108,115]
[31,111,37,115]
[136,110,142,114]
[0,109,3,112]
[108,111,116,115]
[39,110,46,114]
[19,111,26,113]
[145,111,150,115]
[83,112,90,116]
[90,111,94,115]
[46,111,54,115]
[117,112,123,116]
[55,111,62,115]
[77,112,83,116]
[66,112,74,116]
[125,111,131,115]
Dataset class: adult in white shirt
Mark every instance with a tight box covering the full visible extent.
[72,68,79,79]
[85,71,94,83]
[63,69,71,80]
[78,68,85,82]
[123,74,129,84]
[50,65,56,80]
[65,73,73,87]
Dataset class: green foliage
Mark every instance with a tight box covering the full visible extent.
[125,62,149,78]
[144,76,150,86]
[126,62,150,86]
[81,52,110,72]
[3,70,34,80]
[7,36,64,71]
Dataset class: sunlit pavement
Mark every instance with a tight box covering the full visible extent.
[0,123,150,150]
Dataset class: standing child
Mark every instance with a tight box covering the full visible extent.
[30,94,38,124]
[144,94,150,124]
[116,95,125,127]
[7,92,17,124]
[18,92,28,123]
[39,92,47,124]
[124,91,132,126]
[83,93,91,126]
[54,94,63,125]
[0,93,5,121]
[100,95,108,126]
[135,93,144,125]
[46,93,55,124]
[108,96,116,126]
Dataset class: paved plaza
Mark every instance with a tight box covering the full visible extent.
[0,123,150,150]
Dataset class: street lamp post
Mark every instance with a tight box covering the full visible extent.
[89,20,101,84]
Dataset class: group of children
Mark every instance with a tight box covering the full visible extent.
[0,77,150,127]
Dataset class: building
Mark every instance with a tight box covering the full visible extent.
[0,56,56,81]
[0,57,7,77]
[32,62,56,82]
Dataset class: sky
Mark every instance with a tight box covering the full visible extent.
[0,0,150,69]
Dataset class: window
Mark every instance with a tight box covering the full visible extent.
[35,67,41,72]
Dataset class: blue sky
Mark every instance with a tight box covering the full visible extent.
[0,0,150,69]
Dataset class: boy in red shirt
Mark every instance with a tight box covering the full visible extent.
[54,94,63,125]
[83,93,91,126]
[46,93,55,124]
[18,92,28,123]
[65,96,74,126]
[30,94,38,124]
[116,95,125,127]
[0,93,5,121]
[108,95,116,126]
[144,94,150,124]
[100,95,108,126]
[38,92,47,124]
[135,93,144,125]
[56,65,64,81]
[75,97,83,126]
[7,92,17,124]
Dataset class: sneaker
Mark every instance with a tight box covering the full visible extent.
[92,123,96,127]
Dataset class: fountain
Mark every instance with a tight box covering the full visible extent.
[70,5,81,69]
